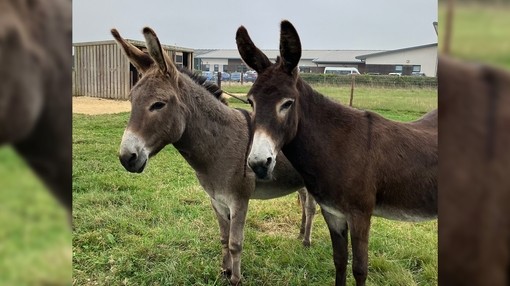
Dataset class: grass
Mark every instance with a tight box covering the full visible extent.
[73,86,438,285]
[225,85,437,121]
[0,147,71,285]
[438,3,510,69]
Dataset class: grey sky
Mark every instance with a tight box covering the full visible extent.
[73,0,437,50]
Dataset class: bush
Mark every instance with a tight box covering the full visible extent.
[299,74,437,89]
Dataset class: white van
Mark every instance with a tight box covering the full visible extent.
[324,67,360,75]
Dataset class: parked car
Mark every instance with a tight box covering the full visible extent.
[244,70,258,82]
[230,72,242,82]
[211,71,230,83]
[388,72,402,76]
[202,71,213,81]
[411,72,426,77]
[219,72,230,81]
[324,67,360,75]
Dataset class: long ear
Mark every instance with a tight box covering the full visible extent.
[236,26,272,73]
[142,27,179,80]
[111,28,152,72]
[279,20,301,74]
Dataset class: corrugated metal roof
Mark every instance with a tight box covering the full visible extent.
[194,49,217,56]
[311,50,384,63]
[196,49,386,63]
[73,39,194,52]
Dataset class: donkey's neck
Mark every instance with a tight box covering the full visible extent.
[295,79,363,136]
[281,79,367,188]
[173,76,248,172]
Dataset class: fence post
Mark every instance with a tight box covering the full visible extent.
[217,72,222,89]
[349,74,355,107]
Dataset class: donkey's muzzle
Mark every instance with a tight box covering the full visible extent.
[119,130,149,173]
[119,152,146,173]
[248,157,273,180]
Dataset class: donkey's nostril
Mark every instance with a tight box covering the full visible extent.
[129,153,137,163]
[265,157,272,166]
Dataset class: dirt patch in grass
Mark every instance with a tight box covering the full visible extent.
[73,96,130,115]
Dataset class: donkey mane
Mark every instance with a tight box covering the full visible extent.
[177,67,228,106]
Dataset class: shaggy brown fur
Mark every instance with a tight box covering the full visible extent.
[439,56,510,286]
[113,28,317,286]
[238,21,437,286]
[0,0,71,216]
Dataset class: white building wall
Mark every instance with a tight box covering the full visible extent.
[297,59,315,67]
[200,58,229,72]
[364,45,437,77]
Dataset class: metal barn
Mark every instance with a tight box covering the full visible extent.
[73,39,194,99]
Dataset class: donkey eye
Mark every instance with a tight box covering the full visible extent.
[150,101,166,111]
[280,99,294,111]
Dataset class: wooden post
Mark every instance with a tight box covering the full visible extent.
[349,74,355,107]
[443,0,455,55]
[217,72,222,89]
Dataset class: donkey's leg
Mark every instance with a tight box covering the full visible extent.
[348,212,371,286]
[297,188,307,239]
[302,189,317,247]
[228,199,249,286]
[211,199,232,276]
[322,209,349,286]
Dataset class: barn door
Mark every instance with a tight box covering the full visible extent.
[129,63,139,88]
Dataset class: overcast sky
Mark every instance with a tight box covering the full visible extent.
[73,0,437,50]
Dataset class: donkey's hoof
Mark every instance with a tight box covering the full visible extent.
[302,240,311,247]
[230,275,241,286]
[221,268,232,277]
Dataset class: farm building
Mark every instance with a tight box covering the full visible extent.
[195,49,383,74]
[195,43,437,77]
[73,40,194,99]
[356,43,438,77]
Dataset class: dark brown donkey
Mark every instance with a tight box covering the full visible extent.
[0,0,71,217]
[237,21,437,286]
[439,56,510,286]
[112,28,316,285]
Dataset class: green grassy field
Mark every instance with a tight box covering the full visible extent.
[438,3,510,69]
[225,85,436,122]
[73,86,438,286]
[0,147,71,285]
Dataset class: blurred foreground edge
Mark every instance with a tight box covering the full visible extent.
[439,55,510,285]
[0,0,71,217]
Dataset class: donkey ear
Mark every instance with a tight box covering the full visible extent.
[236,26,271,73]
[279,20,301,74]
[142,27,179,79]
[111,28,152,72]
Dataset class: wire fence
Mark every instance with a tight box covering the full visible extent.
[214,72,437,89]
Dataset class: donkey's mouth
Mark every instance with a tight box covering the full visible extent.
[119,152,148,173]
[136,160,147,173]
[250,164,273,181]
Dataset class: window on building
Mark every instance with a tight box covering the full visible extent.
[223,65,229,72]
[175,55,183,63]
[395,65,403,72]
[413,65,421,72]
[204,64,210,71]
[214,64,219,72]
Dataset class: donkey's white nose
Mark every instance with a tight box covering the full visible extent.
[119,130,149,173]
[248,130,277,180]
